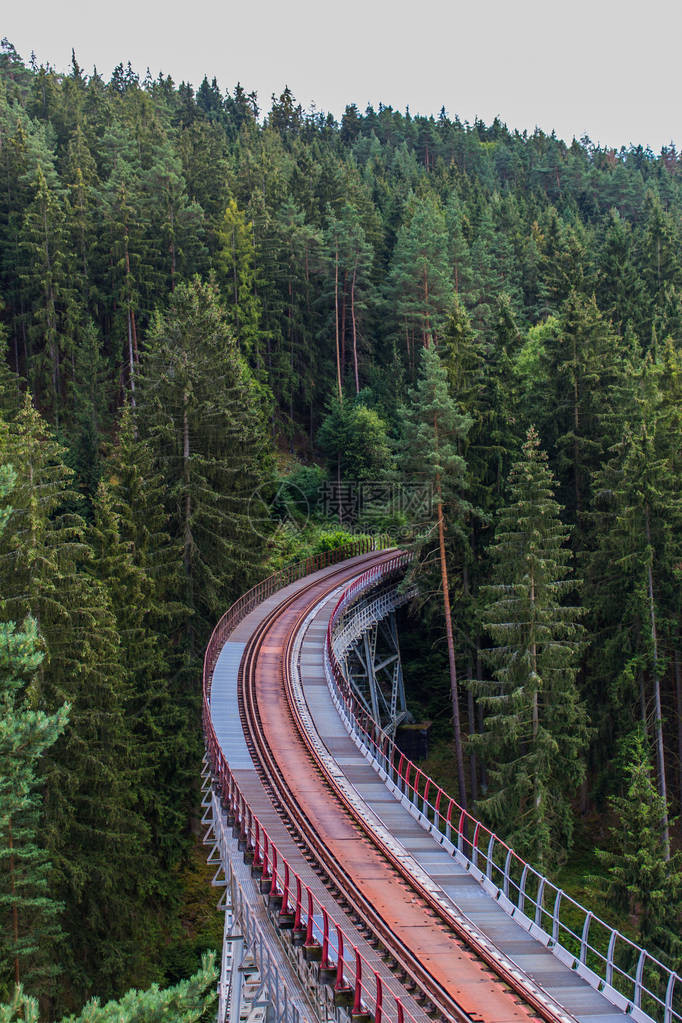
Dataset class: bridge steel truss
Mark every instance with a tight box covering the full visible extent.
[331,580,415,737]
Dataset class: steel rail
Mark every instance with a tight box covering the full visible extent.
[276,560,580,1023]
[204,546,425,1023]
[238,552,483,1023]
[205,548,574,1023]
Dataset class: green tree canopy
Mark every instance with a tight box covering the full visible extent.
[472,427,588,870]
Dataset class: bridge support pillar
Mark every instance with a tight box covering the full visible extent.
[343,609,408,737]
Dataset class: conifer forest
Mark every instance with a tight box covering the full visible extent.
[0,37,681,1019]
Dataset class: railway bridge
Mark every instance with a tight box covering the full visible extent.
[201,542,680,1023]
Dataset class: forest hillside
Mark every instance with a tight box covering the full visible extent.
[0,37,681,1016]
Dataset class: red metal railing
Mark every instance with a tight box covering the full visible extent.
[202,540,420,1022]
[325,561,681,1023]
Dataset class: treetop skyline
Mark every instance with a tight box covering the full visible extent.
[3,0,681,152]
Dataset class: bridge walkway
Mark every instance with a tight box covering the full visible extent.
[297,588,627,1023]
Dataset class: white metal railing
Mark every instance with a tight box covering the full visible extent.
[325,563,681,1023]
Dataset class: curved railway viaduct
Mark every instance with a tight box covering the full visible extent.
[201,543,680,1023]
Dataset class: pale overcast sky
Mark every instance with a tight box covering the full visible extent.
[3,0,680,151]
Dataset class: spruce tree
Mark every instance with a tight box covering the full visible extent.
[19,164,71,425]
[0,397,154,1007]
[595,730,682,966]
[137,275,271,652]
[0,459,67,998]
[587,362,681,859]
[472,427,588,870]
[98,409,190,867]
[400,346,474,809]
[540,290,631,523]
[595,208,648,340]
[142,139,206,294]
[215,198,262,365]
[388,194,453,364]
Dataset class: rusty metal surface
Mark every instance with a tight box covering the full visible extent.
[212,554,433,1023]
[240,555,546,1023]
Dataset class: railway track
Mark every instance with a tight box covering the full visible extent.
[235,552,573,1023]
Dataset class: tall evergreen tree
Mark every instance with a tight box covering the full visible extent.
[19,164,71,424]
[472,427,588,870]
[137,275,271,649]
[101,408,190,866]
[0,459,67,998]
[388,194,453,366]
[588,363,681,858]
[0,397,155,1008]
[400,346,473,809]
[540,290,630,524]
[595,730,682,966]
[215,198,262,365]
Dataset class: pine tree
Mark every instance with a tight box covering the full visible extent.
[400,346,473,809]
[472,427,588,870]
[595,730,682,965]
[137,275,271,650]
[0,458,67,998]
[0,951,217,1023]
